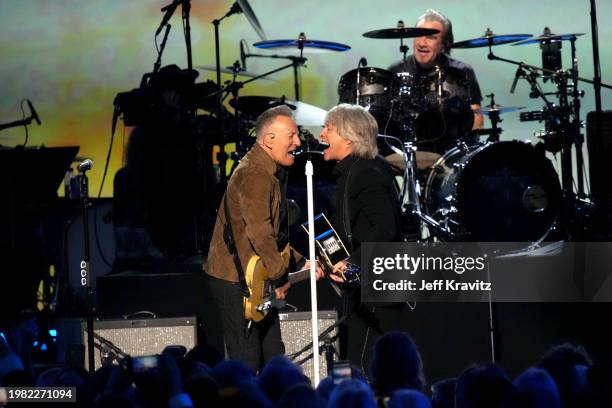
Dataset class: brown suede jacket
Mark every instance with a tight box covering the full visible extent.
[206,143,289,284]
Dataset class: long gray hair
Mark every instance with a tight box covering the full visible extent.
[325,104,378,159]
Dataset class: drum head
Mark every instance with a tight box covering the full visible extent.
[457,141,561,242]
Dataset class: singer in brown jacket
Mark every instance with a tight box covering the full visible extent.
[206,105,321,371]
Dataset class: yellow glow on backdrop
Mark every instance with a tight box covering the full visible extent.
[1,0,610,197]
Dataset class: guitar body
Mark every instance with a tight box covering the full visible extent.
[244,245,291,322]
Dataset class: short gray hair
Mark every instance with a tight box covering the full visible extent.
[255,105,294,140]
[325,104,378,159]
[417,9,454,54]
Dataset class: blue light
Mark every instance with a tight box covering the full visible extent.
[49,329,57,337]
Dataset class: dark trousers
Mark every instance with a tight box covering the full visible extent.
[208,275,285,372]
[340,288,415,376]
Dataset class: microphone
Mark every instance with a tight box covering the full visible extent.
[240,39,247,70]
[78,159,93,173]
[27,99,41,125]
[155,0,180,37]
[510,66,523,94]
[356,56,368,103]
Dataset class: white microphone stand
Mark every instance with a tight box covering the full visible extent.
[305,159,320,386]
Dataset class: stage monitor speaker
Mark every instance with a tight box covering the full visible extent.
[587,110,612,236]
[79,316,196,371]
[279,310,338,383]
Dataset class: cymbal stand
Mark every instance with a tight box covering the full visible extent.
[212,2,243,187]
[484,93,502,142]
[242,51,308,101]
[397,20,409,64]
[487,42,612,237]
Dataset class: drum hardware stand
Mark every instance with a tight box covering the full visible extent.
[212,2,244,187]
[396,20,410,64]
[400,140,458,241]
[484,94,502,142]
[240,51,307,101]
[486,40,612,239]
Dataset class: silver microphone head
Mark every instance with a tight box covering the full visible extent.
[78,159,93,172]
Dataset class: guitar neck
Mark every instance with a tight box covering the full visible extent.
[288,268,312,284]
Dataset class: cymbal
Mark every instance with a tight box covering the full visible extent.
[451,33,533,49]
[195,65,274,80]
[476,105,526,115]
[229,96,326,126]
[363,27,439,39]
[385,151,441,171]
[290,100,326,127]
[512,32,585,46]
[253,37,350,53]
[236,0,267,41]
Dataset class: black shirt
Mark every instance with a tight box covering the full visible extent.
[389,54,482,106]
[388,54,482,154]
[332,155,402,267]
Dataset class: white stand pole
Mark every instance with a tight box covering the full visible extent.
[305,159,320,386]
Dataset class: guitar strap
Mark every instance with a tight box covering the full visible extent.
[222,195,251,298]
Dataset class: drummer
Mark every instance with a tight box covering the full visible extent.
[389,9,484,152]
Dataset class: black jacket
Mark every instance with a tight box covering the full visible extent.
[333,155,402,266]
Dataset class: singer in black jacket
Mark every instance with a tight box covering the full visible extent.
[320,103,409,374]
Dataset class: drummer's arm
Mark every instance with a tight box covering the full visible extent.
[471,103,484,129]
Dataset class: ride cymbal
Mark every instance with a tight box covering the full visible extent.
[512,32,584,46]
[253,37,350,53]
[451,29,532,49]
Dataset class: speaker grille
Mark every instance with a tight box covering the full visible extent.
[81,317,197,371]
[279,311,338,383]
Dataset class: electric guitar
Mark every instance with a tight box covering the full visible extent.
[244,214,361,322]
[243,245,312,323]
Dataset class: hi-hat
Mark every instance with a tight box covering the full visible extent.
[229,96,326,126]
[512,32,585,46]
[476,105,526,115]
[236,0,267,41]
[451,30,532,49]
[195,65,274,80]
[253,37,350,53]
[363,27,439,39]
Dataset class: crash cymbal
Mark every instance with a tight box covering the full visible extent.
[363,27,439,39]
[476,105,526,115]
[253,36,351,53]
[451,30,532,49]
[385,151,441,171]
[195,65,274,80]
[236,0,267,41]
[512,32,584,46]
[289,100,326,127]
[230,96,327,126]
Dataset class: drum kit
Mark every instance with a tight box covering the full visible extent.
[132,0,607,245]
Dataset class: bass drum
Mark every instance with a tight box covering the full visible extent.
[423,140,561,242]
